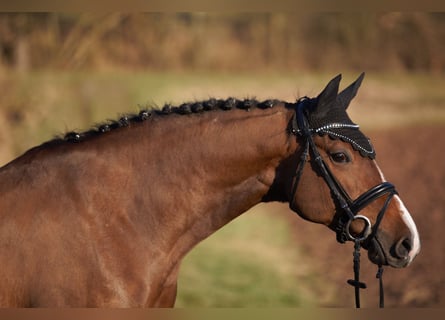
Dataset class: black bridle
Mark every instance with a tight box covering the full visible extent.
[289,97,398,308]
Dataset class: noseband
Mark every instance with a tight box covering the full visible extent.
[289,97,398,308]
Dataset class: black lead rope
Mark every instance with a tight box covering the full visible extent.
[347,240,385,308]
[347,239,367,308]
[346,240,385,308]
[376,265,385,308]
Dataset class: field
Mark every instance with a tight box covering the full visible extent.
[0,71,443,307]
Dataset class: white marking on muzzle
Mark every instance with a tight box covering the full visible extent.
[394,195,421,264]
[374,161,421,265]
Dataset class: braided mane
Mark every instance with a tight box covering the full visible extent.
[59,98,282,143]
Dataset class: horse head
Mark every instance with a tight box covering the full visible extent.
[286,73,420,268]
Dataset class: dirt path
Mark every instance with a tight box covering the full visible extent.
[274,125,444,307]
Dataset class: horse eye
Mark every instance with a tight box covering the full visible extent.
[331,152,350,163]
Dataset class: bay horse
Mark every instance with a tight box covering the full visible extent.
[0,74,420,307]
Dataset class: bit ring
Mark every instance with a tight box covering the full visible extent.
[345,215,372,242]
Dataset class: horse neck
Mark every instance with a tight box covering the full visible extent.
[129,104,297,261]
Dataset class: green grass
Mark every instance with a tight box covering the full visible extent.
[176,205,316,307]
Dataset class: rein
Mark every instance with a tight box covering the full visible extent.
[289,97,398,308]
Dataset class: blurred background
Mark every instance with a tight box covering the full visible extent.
[0,12,443,307]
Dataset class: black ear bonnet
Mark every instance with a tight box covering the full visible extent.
[302,73,376,159]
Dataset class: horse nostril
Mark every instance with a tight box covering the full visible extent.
[394,237,412,259]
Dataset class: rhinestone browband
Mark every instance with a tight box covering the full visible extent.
[313,123,375,156]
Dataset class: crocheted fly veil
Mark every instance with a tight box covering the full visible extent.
[304,73,376,159]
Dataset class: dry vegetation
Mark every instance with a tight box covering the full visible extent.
[1,13,445,73]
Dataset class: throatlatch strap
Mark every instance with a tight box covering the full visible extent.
[289,140,309,211]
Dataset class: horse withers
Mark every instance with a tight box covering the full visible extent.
[0,74,420,307]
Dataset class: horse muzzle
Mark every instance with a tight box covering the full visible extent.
[365,233,414,268]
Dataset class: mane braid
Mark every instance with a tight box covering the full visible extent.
[59,98,282,144]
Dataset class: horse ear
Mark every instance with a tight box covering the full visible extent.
[315,74,342,116]
[337,72,365,109]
